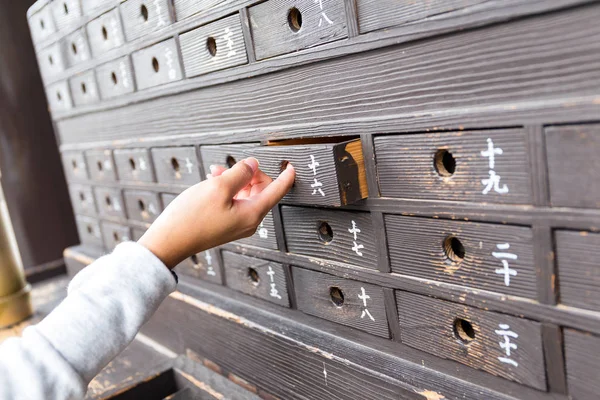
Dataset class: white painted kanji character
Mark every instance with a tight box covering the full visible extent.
[482,170,509,194]
[154,0,166,27]
[308,155,320,175]
[185,158,194,174]
[148,203,157,215]
[139,158,147,171]
[204,251,212,266]
[311,178,325,196]
[358,287,375,321]
[221,27,237,57]
[492,243,518,286]
[267,266,282,299]
[495,323,519,367]
[352,241,364,256]
[258,219,268,239]
[348,220,361,240]
[314,0,333,27]
[480,138,503,169]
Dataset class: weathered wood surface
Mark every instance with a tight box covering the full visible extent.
[36,42,65,82]
[114,148,156,183]
[46,80,72,112]
[62,151,89,180]
[86,149,117,181]
[94,186,126,219]
[68,184,97,216]
[69,70,100,106]
[100,221,132,250]
[123,189,162,223]
[563,329,600,400]
[65,28,92,66]
[151,146,201,186]
[75,215,104,248]
[132,38,183,91]
[172,0,230,21]
[82,0,113,18]
[51,0,82,32]
[28,3,56,44]
[120,0,173,42]
[176,249,223,285]
[96,56,136,99]
[86,8,125,57]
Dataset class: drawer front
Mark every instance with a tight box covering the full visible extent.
[86,149,117,182]
[120,0,173,41]
[94,187,126,219]
[76,216,104,248]
[46,81,73,112]
[294,268,389,338]
[123,190,161,223]
[180,14,247,78]
[556,230,600,311]
[173,0,224,21]
[65,28,92,66]
[82,0,108,15]
[132,227,147,241]
[114,148,155,183]
[132,39,183,90]
[249,0,348,60]
[51,0,83,31]
[248,139,367,207]
[97,56,136,99]
[397,292,545,390]
[177,249,223,285]
[546,124,600,208]
[160,193,178,208]
[374,130,532,204]
[222,251,290,307]
[28,5,57,44]
[69,70,100,106]
[38,43,66,81]
[385,215,536,298]
[199,143,258,173]
[281,206,378,270]
[101,221,132,250]
[62,151,89,181]
[236,211,278,250]
[68,184,97,215]
[87,8,126,57]
[151,146,201,186]
[564,329,600,400]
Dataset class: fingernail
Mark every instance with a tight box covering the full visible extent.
[209,165,217,173]
[244,157,259,173]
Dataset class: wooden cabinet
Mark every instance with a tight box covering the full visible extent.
[132,39,183,90]
[151,146,201,186]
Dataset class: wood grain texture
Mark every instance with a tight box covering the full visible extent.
[173,0,230,21]
[237,211,279,250]
[64,28,92,67]
[176,249,223,285]
[132,227,146,241]
[546,124,600,209]
[199,143,259,172]
[281,206,378,270]
[75,215,104,247]
[293,267,389,338]
[374,129,532,204]
[51,0,83,32]
[397,291,546,390]
[94,186,127,219]
[132,38,183,91]
[82,0,113,16]
[555,230,600,312]
[123,189,162,223]
[114,148,156,183]
[46,80,73,113]
[68,184,97,216]
[69,69,100,106]
[222,250,290,307]
[249,0,348,60]
[100,221,132,250]
[62,151,89,181]
[541,323,567,394]
[564,328,600,400]
[151,146,201,185]
[28,4,56,44]
[180,13,248,78]
[385,215,537,299]
[120,0,173,41]
[36,42,66,82]
[96,56,136,99]
[86,8,125,57]
[86,149,117,181]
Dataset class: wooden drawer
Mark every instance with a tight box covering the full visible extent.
[236,211,278,250]
[374,130,532,204]
[385,215,536,298]
[97,56,136,99]
[28,4,57,44]
[75,215,103,248]
[248,139,367,207]
[87,8,126,57]
[65,28,92,66]
[37,42,66,81]
[86,149,117,182]
[123,190,161,223]
[62,151,89,181]
[82,0,107,15]
[101,221,132,250]
[151,146,201,186]
[248,0,347,60]
[51,0,83,31]
[293,268,389,338]
[199,143,258,173]
[546,124,600,208]
[564,329,600,400]
[222,251,290,307]
[94,187,126,219]
[113,148,155,183]
[68,184,97,215]
[281,206,377,270]
[120,0,173,41]
[397,292,545,390]
[180,14,247,78]
[69,70,100,106]
[173,0,223,21]
[132,39,183,90]
[556,230,600,311]
[46,81,72,112]
[176,249,223,285]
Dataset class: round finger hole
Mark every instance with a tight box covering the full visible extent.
[329,286,344,307]
[71,159,78,170]
[206,37,217,57]
[171,157,180,172]
[444,236,465,263]
[434,149,456,177]
[40,19,45,30]
[63,2,69,15]
[71,42,77,55]
[48,55,54,65]
[226,155,236,168]
[453,318,476,344]
[191,254,199,264]
[97,161,103,171]
[141,4,149,21]
[102,26,108,40]
[318,221,333,244]
[81,82,87,94]
[138,199,146,211]
[105,196,112,206]
[279,160,290,173]
[87,225,93,234]
[129,158,136,170]
[111,72,118,85]
[287,7,302,32]
[248,267,260,285]
[113,232,120,241]
[152,57,159,73]
[56,91,62,101]
[79,192,85,201]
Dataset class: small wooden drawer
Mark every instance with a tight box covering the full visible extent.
[82,0,107,16]
[222,251,290,307]
[75,215,103,247]
[236,211,278,250]
[46,81,72,113]
[199,143,258,173]
[28,5,57,44]
[248,0,348,60]
[546,124,600,208]
[177,249,223,285]
[69,70,100,106]
[248,139,367,207]
[86,149,117,182]
[132,227,147,241]
[65,28,92,66]
[37,43,66,81]
[87,8,126,57]
[94,187,126,219]
[556,230,600,311]
[160,193,178,207]
[120,0,173,41]
[62,151,88,180]
[51,0,83,31]
[397,292,545,389]
[132,39,183,90]
[123,190,161,223]
[180,14,247,78]
[385,215,536,298]
[151,146,201,186]
[113,148,155,183]
[293,268,389,338]
[564,329,600,400]
[281,206,377,270]
[68,184,97,215]
[101,221,132,250]
[96,56,136,99]
[374,130,532,204]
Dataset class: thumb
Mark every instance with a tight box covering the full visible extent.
[218,158,259,197]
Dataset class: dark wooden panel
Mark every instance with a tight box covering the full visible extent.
[86,149,117,182]
[123,189,162,223]
[237,211,279,250]
[173,0,228,21]
[222,251,290,307]
[75,215,104,248]
[36,42,66,82]
[293,267,389,338]
[176,249,223,285]
[114,148,156,183]
[120,0,173,42]
[96,56,136,99]
[397,291,546,390]
[69,70,100,106]
[86,8,125,57]
[68,184,97,216]
[151,146,201,186]
[65,28,92,66]
[46,81,73,113]
[564,329,600,400]
[132,39,183,91]
[556,230,600,311]
[385,215,537,299]
[101,221,132,250]
[94,186,127,219]
[281,206,378,270]
[546,124,600,208]
[62,151,89,180]
[374,129,532,204]
[51,0,82,31]
[27,4,56,44]
[180,13,248,78]
[249,0,348,60]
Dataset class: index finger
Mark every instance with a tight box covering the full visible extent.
[247,163,296,213]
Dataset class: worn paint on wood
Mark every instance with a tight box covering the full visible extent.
[114,148,156,183]
[69,70,100,106]
[177,249,223,285]
[123,189,162,223]
[28,4,56,44]
[86,8,125,57]
[96,56,136,99]
[132,39,183,91]
[46,80,72,113]
[65,28,92,66]
[120,0,173,41]
[564,328,600,400]
[86,149,117,182]
[51,0,82,31]
[151,146,201,186]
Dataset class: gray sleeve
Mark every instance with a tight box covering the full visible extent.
[0,241,177,400]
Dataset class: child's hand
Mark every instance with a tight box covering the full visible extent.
[138,158,295,268]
